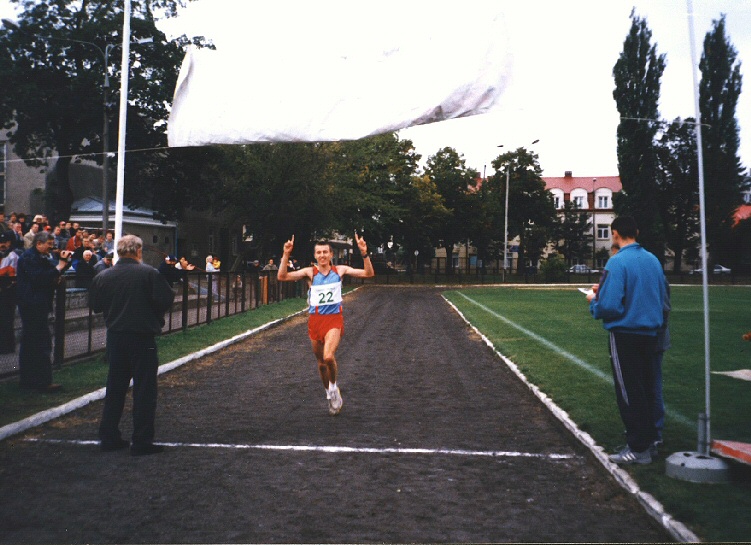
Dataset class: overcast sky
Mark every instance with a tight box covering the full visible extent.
[3,0,751,178]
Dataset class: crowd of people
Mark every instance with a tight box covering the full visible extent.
[0,211,116,289]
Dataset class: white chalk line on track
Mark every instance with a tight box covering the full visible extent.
[453,291,694,429]
[24,438,576,461]
[444,292,699,544]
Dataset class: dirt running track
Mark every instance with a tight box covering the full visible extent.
[0,286,671,543]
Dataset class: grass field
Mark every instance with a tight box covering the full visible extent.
[444,284,751,543]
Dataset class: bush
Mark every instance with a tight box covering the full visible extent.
[540,254,567,282]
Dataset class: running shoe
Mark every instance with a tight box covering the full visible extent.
[609,446,652,465]
[328,386,343,415]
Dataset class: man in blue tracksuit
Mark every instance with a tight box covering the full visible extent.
[588,216,666,465]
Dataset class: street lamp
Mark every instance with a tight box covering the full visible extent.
[498,139,538,280]
[1,18,151,232]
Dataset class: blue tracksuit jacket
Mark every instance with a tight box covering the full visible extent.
[590,243,665,335]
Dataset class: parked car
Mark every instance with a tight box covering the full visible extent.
[567,264,599,274]
[689,264,732,275]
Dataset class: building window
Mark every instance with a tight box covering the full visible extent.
[553,195,561,208]
[597,224,610,240]
[573,195,584,208]
[208,234,215,254]
[598,195,609,208]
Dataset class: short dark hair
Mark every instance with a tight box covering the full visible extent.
[611,216,638,240]
[313,240,332,252]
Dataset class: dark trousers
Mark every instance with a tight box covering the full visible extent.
[18,304,53,388]
[99,332,159,448]
[0,287,16,354]
[608,331,658,452]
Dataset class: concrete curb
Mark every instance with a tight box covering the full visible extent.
[442,294,701,544]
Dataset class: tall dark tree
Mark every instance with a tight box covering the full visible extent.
[489,148,555,273]
[424,147,479,274]
[0,0,204,222]
[655,118,701,272]
[553,201,593,266]
[699,14,744,267]
[612,9,666,261]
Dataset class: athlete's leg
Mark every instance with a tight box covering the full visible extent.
[322,327,342,385]
[310,339,330,389]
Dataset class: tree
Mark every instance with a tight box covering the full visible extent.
[424,147,479,274]
[0,0,204,222]
[489,148,555,274]
[612,9,666,261]
[553,201,593,266]
[654,118,700,272]
[699,14,744,267]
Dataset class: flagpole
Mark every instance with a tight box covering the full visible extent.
[665,0,729,483]
[114,0,132,258]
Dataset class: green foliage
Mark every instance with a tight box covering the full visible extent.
[0,0,205,221]
[655,118,701,272]
[612,9,666,260]
[699,14,745,267]
[539,253,567,282]
[553,201,592,265]
[424,147,479,273]
[489,147,556,272]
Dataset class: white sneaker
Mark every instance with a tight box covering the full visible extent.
[609,446,652,465]
[328,386,343,415]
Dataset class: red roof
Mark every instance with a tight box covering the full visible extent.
[543,175,622,192]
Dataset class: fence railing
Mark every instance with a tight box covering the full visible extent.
[0,270,305,377]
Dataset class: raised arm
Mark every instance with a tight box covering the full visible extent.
[342,232,375,279]
[278,235,312,282]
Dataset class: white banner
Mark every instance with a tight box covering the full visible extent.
[167,2,511,146]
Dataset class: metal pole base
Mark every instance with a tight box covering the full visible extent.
[665,451,731,483]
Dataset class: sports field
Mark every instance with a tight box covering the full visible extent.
[0,287,675,543]
[444,284,751,542]
[0,285,747,542]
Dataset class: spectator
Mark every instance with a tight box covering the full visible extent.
[89,235,175,455]
[94,252,114,274]
[11,222,24,253]
[102,232,115,255]
[23,223,40,249]
[75,250,97,289]
[0,231,19,354]
[158,255,182,286]
[0,212,8,233]
[262,258,278,272]
[66,227,83,252]
[17,232,73,392]
[205,255,218,272]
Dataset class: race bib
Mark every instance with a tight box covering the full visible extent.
[310,281,343,307]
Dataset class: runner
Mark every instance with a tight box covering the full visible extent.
[277,233,374,414]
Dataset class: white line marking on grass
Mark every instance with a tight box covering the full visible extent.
[443,293,699,543]
[455,291,611,382]
[454,292,693,429]
[25,438,575,461]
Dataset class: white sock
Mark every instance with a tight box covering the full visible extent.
[328,382,338,393]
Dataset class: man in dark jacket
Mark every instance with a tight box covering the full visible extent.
[16,232,73,392]
[89,235,175,456]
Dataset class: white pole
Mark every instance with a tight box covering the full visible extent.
[504,165,510,279]
[114,0,132,259]
[687,0,711,455]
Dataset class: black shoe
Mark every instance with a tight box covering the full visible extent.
[130,444,164,456]
[37,383,63,393]
[100,438,129,452]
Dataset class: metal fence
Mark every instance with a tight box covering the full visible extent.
[0,271,305,377]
